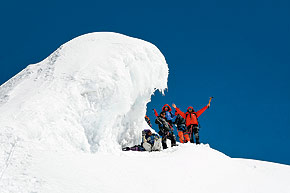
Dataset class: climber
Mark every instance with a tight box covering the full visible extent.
[155,111,177,149]
[173,113,190,143]
[122,129,161,152]
[172,101,210,144]
[142,129,162,152]
[154,104,175,126]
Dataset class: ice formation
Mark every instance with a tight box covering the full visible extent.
[0,32,168,152]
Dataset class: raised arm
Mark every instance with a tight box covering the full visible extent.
[153,109,159,117]
[172,104,186,119]
[196,104,210,117]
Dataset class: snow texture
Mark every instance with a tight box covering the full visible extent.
[0,32,168,153]
[1,32,290,193]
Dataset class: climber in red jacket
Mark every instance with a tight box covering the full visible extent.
[172,102,210,144]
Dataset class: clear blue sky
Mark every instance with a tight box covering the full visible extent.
[0,0,289,164]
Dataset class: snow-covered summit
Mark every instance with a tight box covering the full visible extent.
[1,32,290,193]
[0,32,168,152]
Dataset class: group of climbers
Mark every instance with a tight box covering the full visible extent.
[123,98,213,152]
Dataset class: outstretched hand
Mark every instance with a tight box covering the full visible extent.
[172,103,176,109]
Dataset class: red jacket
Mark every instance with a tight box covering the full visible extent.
[175,105,208,126]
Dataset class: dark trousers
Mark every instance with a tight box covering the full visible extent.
[161,132,176,149]
[187,124,200,144]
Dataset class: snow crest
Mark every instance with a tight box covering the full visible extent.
[0,32,168,153]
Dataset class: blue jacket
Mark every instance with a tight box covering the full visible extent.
[165,111,175,121]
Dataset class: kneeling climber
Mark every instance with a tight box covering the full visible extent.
[142,129,162,152]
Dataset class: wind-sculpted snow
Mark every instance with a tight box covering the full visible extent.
[0,32,168,152]
[1,33,290,193]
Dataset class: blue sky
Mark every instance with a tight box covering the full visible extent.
[0,0,289,164]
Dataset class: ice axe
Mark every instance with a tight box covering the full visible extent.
[208,97,214,107]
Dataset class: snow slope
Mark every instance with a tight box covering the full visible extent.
[1,141,290,193]
[30,145,290,193]
[0,32,290,193]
